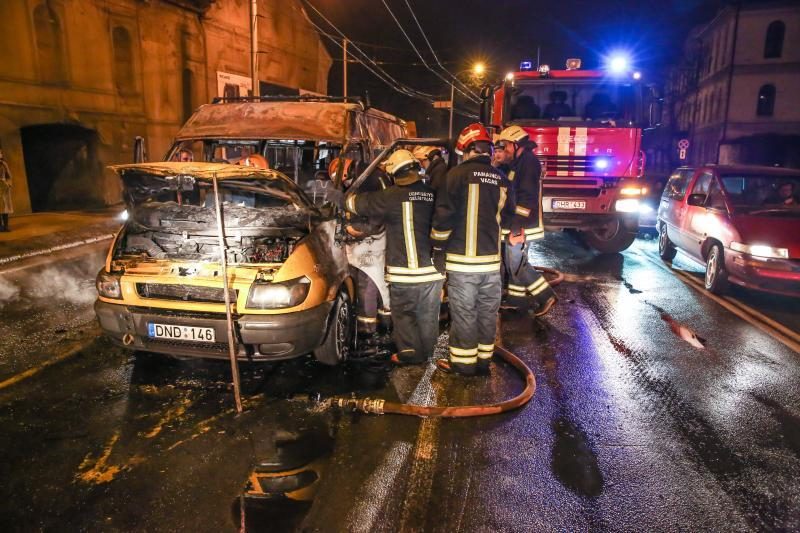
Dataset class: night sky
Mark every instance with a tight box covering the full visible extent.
[305,0,722,135]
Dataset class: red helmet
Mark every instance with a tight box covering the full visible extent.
[328,157,355,185]
[455,123,492,155]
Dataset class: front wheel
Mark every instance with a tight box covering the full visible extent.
[581,218,637,254]
[313,291,353,366]
[704,243,729,294]
[658,223,678,261]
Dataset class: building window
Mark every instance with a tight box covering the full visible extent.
[756,84,776,116]
[112,26,135,94]
[764,21,785,59]
[33,4,67,83]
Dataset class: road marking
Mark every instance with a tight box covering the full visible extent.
[0,328,99,391]
[642,252,800,354]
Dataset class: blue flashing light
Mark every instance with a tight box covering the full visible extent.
[594,158,610,171]
[520,60,533,71]
[609,55,629,73]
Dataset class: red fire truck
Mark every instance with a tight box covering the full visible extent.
[482,59,654,253]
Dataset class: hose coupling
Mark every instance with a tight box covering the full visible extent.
[329,396,385,415]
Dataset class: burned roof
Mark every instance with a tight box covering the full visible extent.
[174,101,362,143]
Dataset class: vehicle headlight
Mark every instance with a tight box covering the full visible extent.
[614,198,640,213]
[96,270,122,299]
[730,242,789,259]
[247,276,311,309]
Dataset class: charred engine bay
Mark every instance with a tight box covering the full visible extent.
[118,201,315,264]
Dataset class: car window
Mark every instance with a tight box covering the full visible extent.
[664,169,693,200]
[691,172,713,196]
[706,179,727,210]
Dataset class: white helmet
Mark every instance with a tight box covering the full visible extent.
[384,149,418,176]
[496,125,530,144]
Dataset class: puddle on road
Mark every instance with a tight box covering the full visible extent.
[551,415,604,498]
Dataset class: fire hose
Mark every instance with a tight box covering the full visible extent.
[325,266,564,418]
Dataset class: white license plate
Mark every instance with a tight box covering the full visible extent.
[148,323,216,343]
[552,200,587,210]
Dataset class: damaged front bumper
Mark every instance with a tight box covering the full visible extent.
[95,300,333,361]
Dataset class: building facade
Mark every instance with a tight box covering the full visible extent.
[0,0,332,214]
[651,0,800,176]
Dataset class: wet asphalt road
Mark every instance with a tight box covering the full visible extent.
[1,233,799,532]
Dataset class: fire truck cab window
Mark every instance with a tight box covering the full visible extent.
[508,81,639,125]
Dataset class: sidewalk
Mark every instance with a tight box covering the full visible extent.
[0,207,123,266]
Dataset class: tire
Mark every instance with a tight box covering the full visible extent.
[313,291,353,366]
[658,223,678,261]
[704,243,729,294]
[581,218,637,254]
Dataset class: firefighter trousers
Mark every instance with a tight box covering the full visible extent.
[446,271,502,375]
[353,268,391,334]
[503,241,555,311]
[389,279,444,363]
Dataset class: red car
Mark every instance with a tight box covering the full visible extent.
[657,165,800,296]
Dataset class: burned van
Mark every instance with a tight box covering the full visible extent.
[94,162,354,364]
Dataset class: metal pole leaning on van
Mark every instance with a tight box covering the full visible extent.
[348,138,451,194]
[213,175,244,414]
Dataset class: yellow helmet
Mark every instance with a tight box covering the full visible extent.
[497,125,529,144]
[384,149,418,176]
[412,145,441,161]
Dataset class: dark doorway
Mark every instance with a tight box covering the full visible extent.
[20,123,104,212]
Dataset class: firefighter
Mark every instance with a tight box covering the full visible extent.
[431,124,515,376]
[344,149,443,365]
[330,157,392,344]
[495,125,557,316]
[412,145,447,192]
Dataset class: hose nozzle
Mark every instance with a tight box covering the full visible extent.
[328,396,385,415]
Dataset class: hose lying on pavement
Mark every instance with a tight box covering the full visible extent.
[324,265,564,418]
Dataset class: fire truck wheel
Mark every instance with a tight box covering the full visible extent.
[581,219,637,254]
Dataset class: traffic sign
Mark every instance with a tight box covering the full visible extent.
[679,148,687,160]
[433,101,452,109]
[678,139,690,150]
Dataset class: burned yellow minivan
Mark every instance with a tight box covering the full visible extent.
[94,162,354,364]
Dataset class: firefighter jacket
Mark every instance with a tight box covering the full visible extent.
[345,170,390,237]
[508,146,545,241]
[345,174,444,284]
[426,156,447,193]
[430,155,515,273]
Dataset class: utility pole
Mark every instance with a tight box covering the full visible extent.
[250,0,259,97]
[343,38,348,98]
[448,82,455,139]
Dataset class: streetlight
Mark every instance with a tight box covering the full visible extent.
[449,62,487,139]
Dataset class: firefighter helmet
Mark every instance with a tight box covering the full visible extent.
[455,123,492,155]
[412,145,441,161]
[384,149,418,176]
[497,125,530,144]
[328,157,355,184]
[237,154,269,169]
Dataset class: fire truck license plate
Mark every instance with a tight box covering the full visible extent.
[148,323,215,342]
[552,200,586,210]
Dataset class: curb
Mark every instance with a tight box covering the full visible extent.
[0,234,114,267]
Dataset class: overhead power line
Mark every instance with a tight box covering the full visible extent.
[403,0,480,99]
[380,0,480,104]
[300,1,478,119]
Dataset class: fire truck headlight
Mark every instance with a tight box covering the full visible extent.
[615,199,640,213]
[594,158,610,170]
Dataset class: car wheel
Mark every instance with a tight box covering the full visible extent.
[313,290,353,366]
[704,243,729,294]
[658,223,678,261]
[581,218,637,254]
